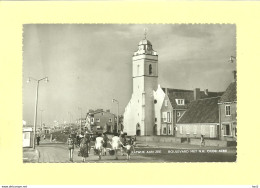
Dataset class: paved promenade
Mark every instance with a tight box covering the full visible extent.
[23,138,236,163]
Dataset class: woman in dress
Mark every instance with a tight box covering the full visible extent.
[79,134,90,162]
[110,133,122,160]
[102,133,108,156]
[95,133,104,160]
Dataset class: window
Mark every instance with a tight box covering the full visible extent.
[137,65,140,76]
[225,105,231,116]
[154,99,157,104]
[162,112,167,122]
[167,112,171,123]
[96,118,100,122]
[109,118,112,122]
[168,125,171,135]
[91,118,94,123]
[101,113,104,116]
[180,126,183,134]
[163,125,167,135]
[149,64,152,75]
[223,124,231,136]
[186,126,190,134]
[177,112,181,117]
[175,99,185,105]
[165,100,168,107]
[155,117,157,122]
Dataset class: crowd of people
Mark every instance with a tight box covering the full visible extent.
[67,131,136,162]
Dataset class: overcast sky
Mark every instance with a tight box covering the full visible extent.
[23,24,236,126]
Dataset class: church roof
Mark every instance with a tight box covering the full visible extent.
[138,39,152,46]
[177,97,220,124]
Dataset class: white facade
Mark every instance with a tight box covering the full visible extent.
[153,85,166,135]
[124,39,159,136]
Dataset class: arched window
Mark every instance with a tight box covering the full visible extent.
[149,64,152,75]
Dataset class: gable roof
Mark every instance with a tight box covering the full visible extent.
[177,97,220,124]
[219,82,237,103]
[162,88,223,109]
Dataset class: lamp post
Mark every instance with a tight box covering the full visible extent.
[40,109,44,131]
[112,99,119,133]
[27,76,48,149]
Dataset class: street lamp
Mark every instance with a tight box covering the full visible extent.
[112,99,119,133]
[27,76,48,149]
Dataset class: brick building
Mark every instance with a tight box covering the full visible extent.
[86,109,116,134]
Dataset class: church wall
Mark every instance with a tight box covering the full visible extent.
[154,86,166,136]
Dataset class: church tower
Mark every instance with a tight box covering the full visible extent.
[124,34,158,136]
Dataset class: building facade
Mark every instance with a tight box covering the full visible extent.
[218,81,237,141]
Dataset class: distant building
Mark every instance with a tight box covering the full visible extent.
[218,80,237,141]
[176,97,221,139]
[86,109,116,134]
[76,118,87,128]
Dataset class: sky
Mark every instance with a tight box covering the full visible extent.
[23,24,236,126]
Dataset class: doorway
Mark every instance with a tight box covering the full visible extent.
[136,123,141,136]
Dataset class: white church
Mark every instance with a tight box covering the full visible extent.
[123,36,224,137]
[124,36,161,136]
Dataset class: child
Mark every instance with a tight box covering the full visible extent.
[123,141,133,160]
[67,134,75,162]
[130,137,136,153]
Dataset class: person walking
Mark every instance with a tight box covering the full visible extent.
[76,133,80,147]
[102,133,108,156]
[67,134,75,162]
[119,132,126,156]
[95,133,104,160]
[110,133,122,160]
[36,134,41,146]
[79,133,90,162]
[200,134,205,147]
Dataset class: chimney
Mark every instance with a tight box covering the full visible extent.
[233,70,237,82]
[194,88,200,100]
[204,89,208,96]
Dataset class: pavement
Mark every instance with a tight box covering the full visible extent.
[23,138,236,163]
[23,147,40,163]
[137,141,237,152]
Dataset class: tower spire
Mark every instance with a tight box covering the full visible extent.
[144,28,148,39]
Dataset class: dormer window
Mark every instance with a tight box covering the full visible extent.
[175,99,185,105]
